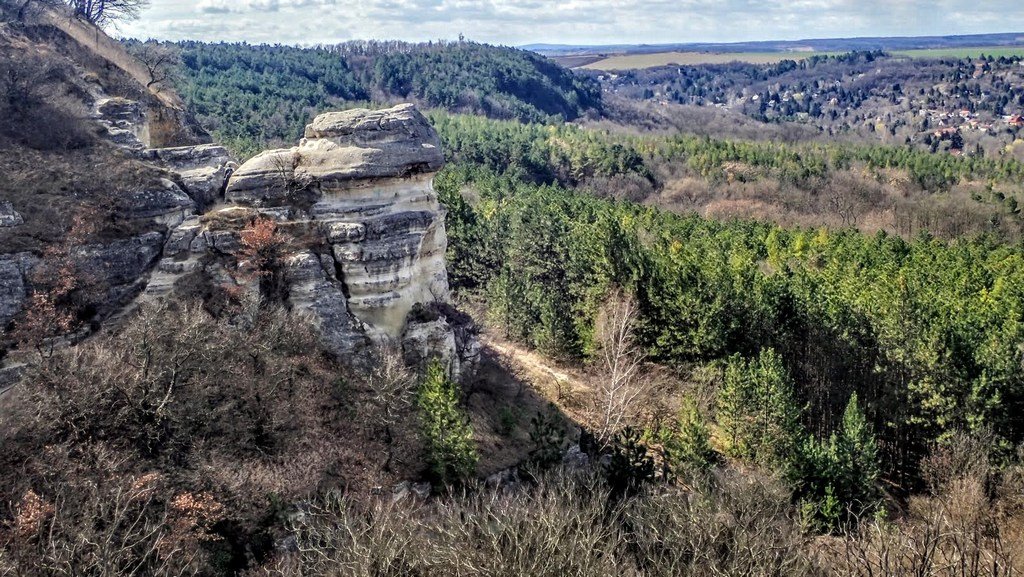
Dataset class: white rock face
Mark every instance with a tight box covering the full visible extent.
[224,103,450,341]
[118,104,476,376]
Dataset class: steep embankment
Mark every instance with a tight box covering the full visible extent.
[0,2,480,391]
[0,1,231,387]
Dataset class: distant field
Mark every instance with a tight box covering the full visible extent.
[580,51,840,70]
[894,46,1024,59]
[570,46,1024,70]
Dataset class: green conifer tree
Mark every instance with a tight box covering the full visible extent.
[417,358,478,484]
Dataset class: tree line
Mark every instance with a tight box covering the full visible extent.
[437,156,1024,511]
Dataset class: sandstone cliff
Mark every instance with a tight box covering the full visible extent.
[148,104,477,378]
[0,3,474,385]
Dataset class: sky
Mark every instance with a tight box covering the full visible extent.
[117,0,1024,47]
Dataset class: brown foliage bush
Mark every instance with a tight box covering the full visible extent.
[0,298,419,573]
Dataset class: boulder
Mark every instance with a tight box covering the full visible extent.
[141,144,237,208]
[0,201,23,228]
[121,179,194,224]
[225,104,444,206]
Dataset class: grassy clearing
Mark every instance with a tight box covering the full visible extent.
[580,51,840,70]
[894,46,1024,59]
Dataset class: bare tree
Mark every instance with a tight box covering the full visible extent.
[126,42,181,91]
[65,0,150,26]
[591,289,649,446]
[365,344,415,450]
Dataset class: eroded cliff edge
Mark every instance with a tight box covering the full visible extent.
[146,104,478,377]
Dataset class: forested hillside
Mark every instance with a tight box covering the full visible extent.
[431,112,1024,240]
[167,39,601,155]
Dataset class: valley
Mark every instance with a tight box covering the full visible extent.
[1,1,1024,575]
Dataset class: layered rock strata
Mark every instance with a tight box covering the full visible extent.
[152,104,475,376]
[0,103,473,380]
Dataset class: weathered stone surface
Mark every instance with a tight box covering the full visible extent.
[0,201,23,228]
[0,253,35,329]
[222,104,452,346]
[122,179,194,224]
[225,104,443,206]
[304,105,443,161]
[124,104,471,375]
[223,149,308,206]
[141,144,237,208]
[403,317,459,375]
[72,232,165,314]
[93,97,147,150]
[284,251,370,357]
[402,304,481,383]
[325,222,366,243]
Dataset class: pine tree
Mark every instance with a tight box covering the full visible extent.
[718,348,803,469]
[665,396,717,474]
[834,393,881,509]
[417,359,478,484]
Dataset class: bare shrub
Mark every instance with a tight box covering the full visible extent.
[364,344,415,449]
[260,468,822,577]
[0,444,208,577]
[592,289,649,446]
[66,0,150,26]
[623,468,811,577]
[8,207,106,358]
[822,434,1024,577]
[263,471,624,577]
[17,298,332,460]
[124,42,181,92]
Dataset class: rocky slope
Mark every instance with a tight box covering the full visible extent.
[0,2,474,385]
[2,103,476,383]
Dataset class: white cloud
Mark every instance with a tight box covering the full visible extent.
[195,0,235,14]
[119,0,1024,46]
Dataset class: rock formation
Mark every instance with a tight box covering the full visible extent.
[5,6,481,390]
[225,104,448,336]
[143,104,477,378]
[0,13,473,383]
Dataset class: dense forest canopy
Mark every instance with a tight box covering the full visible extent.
[168,39,601,155]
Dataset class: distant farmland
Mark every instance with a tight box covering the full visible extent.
[568,46,1024,70]
[893,46,1024,59]
[579,51,839,69]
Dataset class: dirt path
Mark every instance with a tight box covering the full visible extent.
[482,336,574,383]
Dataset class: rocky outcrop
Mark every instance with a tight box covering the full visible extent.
[141,144,237,209]
[93,97,148,150]
[0,253,36,330]
[0,103,474,382]
[121,179,194,225]
[0,201,23,228]
[141,104,476,376]
[402,304,481,383]
[73,233,166,316]
[222,104,451,341]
